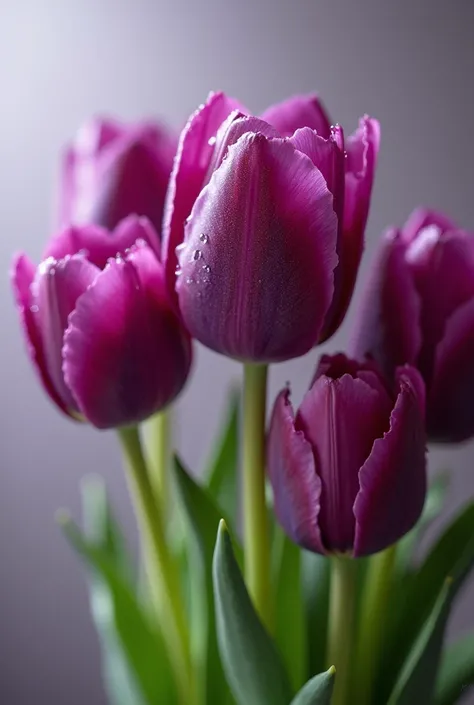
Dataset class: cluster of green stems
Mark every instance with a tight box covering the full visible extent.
[118,362,396,705]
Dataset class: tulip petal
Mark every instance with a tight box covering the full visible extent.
[261,94,331,138]
[11,254,72,416]
[297,373,391,553]
[354,366,426,556]
[312,352,391,399]
[267,389,325,554]
[177,133,338,362]
[428,299,474,442]
[63,247,192,429]
[44,216,160,269]
[351,229,422,381]
[208,114,278,176]
[402,207,458,244]
[33,255,99,412]
[162,92,246,299]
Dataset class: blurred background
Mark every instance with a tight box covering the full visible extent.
[1,0,473,702]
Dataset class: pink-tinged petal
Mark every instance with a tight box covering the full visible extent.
[326,116,380,339]
[177,133,338,362]
[73,117,124,156]
[44,216,160,269]
[207,113,278,177]
[162,92,246,299]
[428,299,474,442]
[11,254,71,416]
[405,229,474,384]
[401,207,459,244]
[297,373,391,553]
[33,255,100,412]
[261,94,331,138]
[63,247,192,429]
[267,389,325,554]
[354,366,427,556]
[351,229,422,381]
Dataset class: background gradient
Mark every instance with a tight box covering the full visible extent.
[1,0,473,702]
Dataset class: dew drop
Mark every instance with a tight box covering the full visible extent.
[192,249,202,261]
[175,266,182,276]
[202,264,211,273]
[176,242,187,254]
[30,304,39,313]
[199,233,209,244]
[208,136,217,147]
[186,277,195,285]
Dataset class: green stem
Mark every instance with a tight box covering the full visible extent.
[242,363,272,631]
[328,556,357,705]
[118,426,196,705]
[144,410,171,509]
[354,545,397,703]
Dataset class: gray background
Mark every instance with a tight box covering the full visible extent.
[1,0,474,702]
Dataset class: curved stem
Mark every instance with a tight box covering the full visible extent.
[354,544,397,703]
[327,555,357,705]
[118,426,196,705]
[242,363,272,632]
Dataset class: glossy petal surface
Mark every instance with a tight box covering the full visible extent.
[177,133,338,362]
[267,389,325,553]
[261,94,331,138]
[63,246,192,428]
[354,367,426,555]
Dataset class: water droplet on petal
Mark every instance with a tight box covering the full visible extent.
[192,249,202,261]
[202,264,211,273]
[199,233,209,244]
[208,136,217,147]
[30,304,39,313]
[186,277,195,285]
[175,266,182,276]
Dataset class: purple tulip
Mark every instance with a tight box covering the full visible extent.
[57,117,176,236]
[162,92,379,361]
[352,209,474,443]
[267,354,426,556]
[11,216,192,429]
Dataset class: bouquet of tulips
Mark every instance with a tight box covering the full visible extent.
[11,91,474,705]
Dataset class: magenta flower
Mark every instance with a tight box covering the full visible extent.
[58,117,176,236]
[352,209,474,443]
[267,354,426,556]
[12,217,192,428]
[162,92,379,361]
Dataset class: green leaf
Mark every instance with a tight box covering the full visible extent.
[60,513,176,705]
[387,580,451,704]
[205,388,240,527]
[377,501,474,703]
[173,455,237,704]
[273,525,306,691]
[290,668,335,705]
[434,633,474,705]
[213,521,293,705]
[301,551,330,678]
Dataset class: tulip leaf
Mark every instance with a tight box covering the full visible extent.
[205,388,240,529]
[377,501,474,703]
[302,551,330,678]
[60,507,176,705]
[289,668,335,705]
[173,455,238,704]
[213,521,294,705]
[387,580,451,705]
[273,525,306,691]
[434,633,474,705]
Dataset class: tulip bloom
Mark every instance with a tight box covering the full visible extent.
[12,217,192,429]
[267,354,426,556]
[163,92,380,362]
[58,117,176,236]
[352,209,474,443]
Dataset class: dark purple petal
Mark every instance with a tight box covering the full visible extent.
[297,373,391,553]
[312,352,392,399]
[11,254,72,416]
[405,228,474,384]
[354,366,426,556]
[323,116,380,339]
[428,299,474,442]
[32,255,99,412]
[162,92,246,300]
[402,207,459,244]
[261,94,331,138]
[267,389,325,554]
[351,229,422,381]
[177,133,338,362]
[63,246,192,429]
